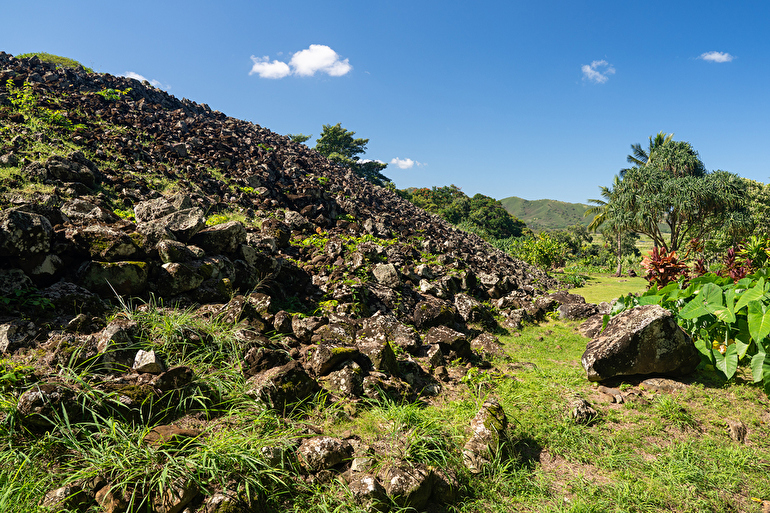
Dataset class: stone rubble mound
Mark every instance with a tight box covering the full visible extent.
[0,52,587,512]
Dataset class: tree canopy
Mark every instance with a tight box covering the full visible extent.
[401,185,528,240]
[597,137,748,253]
[314,123,391,187]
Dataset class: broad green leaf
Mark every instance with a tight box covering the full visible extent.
[734,319,752,359]
[657,282,679,296]
[734,283,766,312]
[693,338,714,364]
[713,343,738,379]
[638,295,663,306]
[709,305,736,324]
[751,346,768,383]
[725,285,736,306]
[735,277,753,290]
[701,283,724,307]
[678,297,709,320]
[748,300,770,342]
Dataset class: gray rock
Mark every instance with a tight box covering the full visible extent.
[0,268,33,297]
[363,372,411,403]
[190,220,247,254]
[297,436,353,471]
[413,299,457,330]
[156,239,204,263]
[46,154,95,186]
[372,263,401,288]
[454,293,493,325]
[156,262,204,296]
[40,484,89,512]
[17,383,80,430]
[96,320,137,372]
[558,302,599,321]
[247,360,321,410]
[61,199,118,223]
[0,208,52,256]
[462,398,509,473]
[134,196,176,223]
[323,361,364,397]
[471,332,505,358]
[133,349,165,374]
[424,325,472,361]
[67,224,141,262]
[291,315,327,344]
[242,346,292,378]
[356,330,398,374]
[0,320,38,353]
[378,464,433,510]
[309,344,360,376]
[40,280,106,316]
[79,260,150,297]
[579,314,606,338]
[348,474,388,512]
[152,479,198,513]
[581,305,700,382]
[360,312,421,355]
[568,397,598,424]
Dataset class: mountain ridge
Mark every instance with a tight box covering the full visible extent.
[499,195,592,232]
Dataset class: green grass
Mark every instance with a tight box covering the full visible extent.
[2,310,769,512]
[14,52,94,73]
[574,274,648,304]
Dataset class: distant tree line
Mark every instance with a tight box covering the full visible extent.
[397,185,529,241]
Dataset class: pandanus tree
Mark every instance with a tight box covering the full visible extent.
[607,139,748,253]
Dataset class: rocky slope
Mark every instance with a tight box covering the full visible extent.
[0,52,576,512]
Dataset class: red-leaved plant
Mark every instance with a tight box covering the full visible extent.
[641,247,690,289]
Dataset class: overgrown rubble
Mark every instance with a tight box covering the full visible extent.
[0,52,579,511]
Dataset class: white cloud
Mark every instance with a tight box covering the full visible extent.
[699,51,735,63]
[248,45,352,79]
[359,159,386,165]
[390,157,426,169]
[123,71,167,89]
[581,60,615,84]
[290,44,352,76]
[249,56,291,79]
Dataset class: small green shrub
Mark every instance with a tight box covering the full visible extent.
[94,87,131,101]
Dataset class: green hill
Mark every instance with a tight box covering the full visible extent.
[500,196,592,232]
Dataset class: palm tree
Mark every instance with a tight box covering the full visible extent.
[620,131,674,177]
[585,175,635,276]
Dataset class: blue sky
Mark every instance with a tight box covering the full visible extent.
[3,1,768,204]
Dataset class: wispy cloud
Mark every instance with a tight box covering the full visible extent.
[249,44,352,79]
[123,71,168,89]
[390,157,426,169]
[581,60,615,84]
[698,51,735,63]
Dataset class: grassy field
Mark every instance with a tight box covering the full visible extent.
[575,274,648,304]
[453,320,770,512]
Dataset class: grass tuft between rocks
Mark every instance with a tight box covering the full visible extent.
[1,311,770,512]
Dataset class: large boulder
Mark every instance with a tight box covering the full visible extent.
[581,304,700,382]
[79,260,150,297]
[189,220,247,255]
